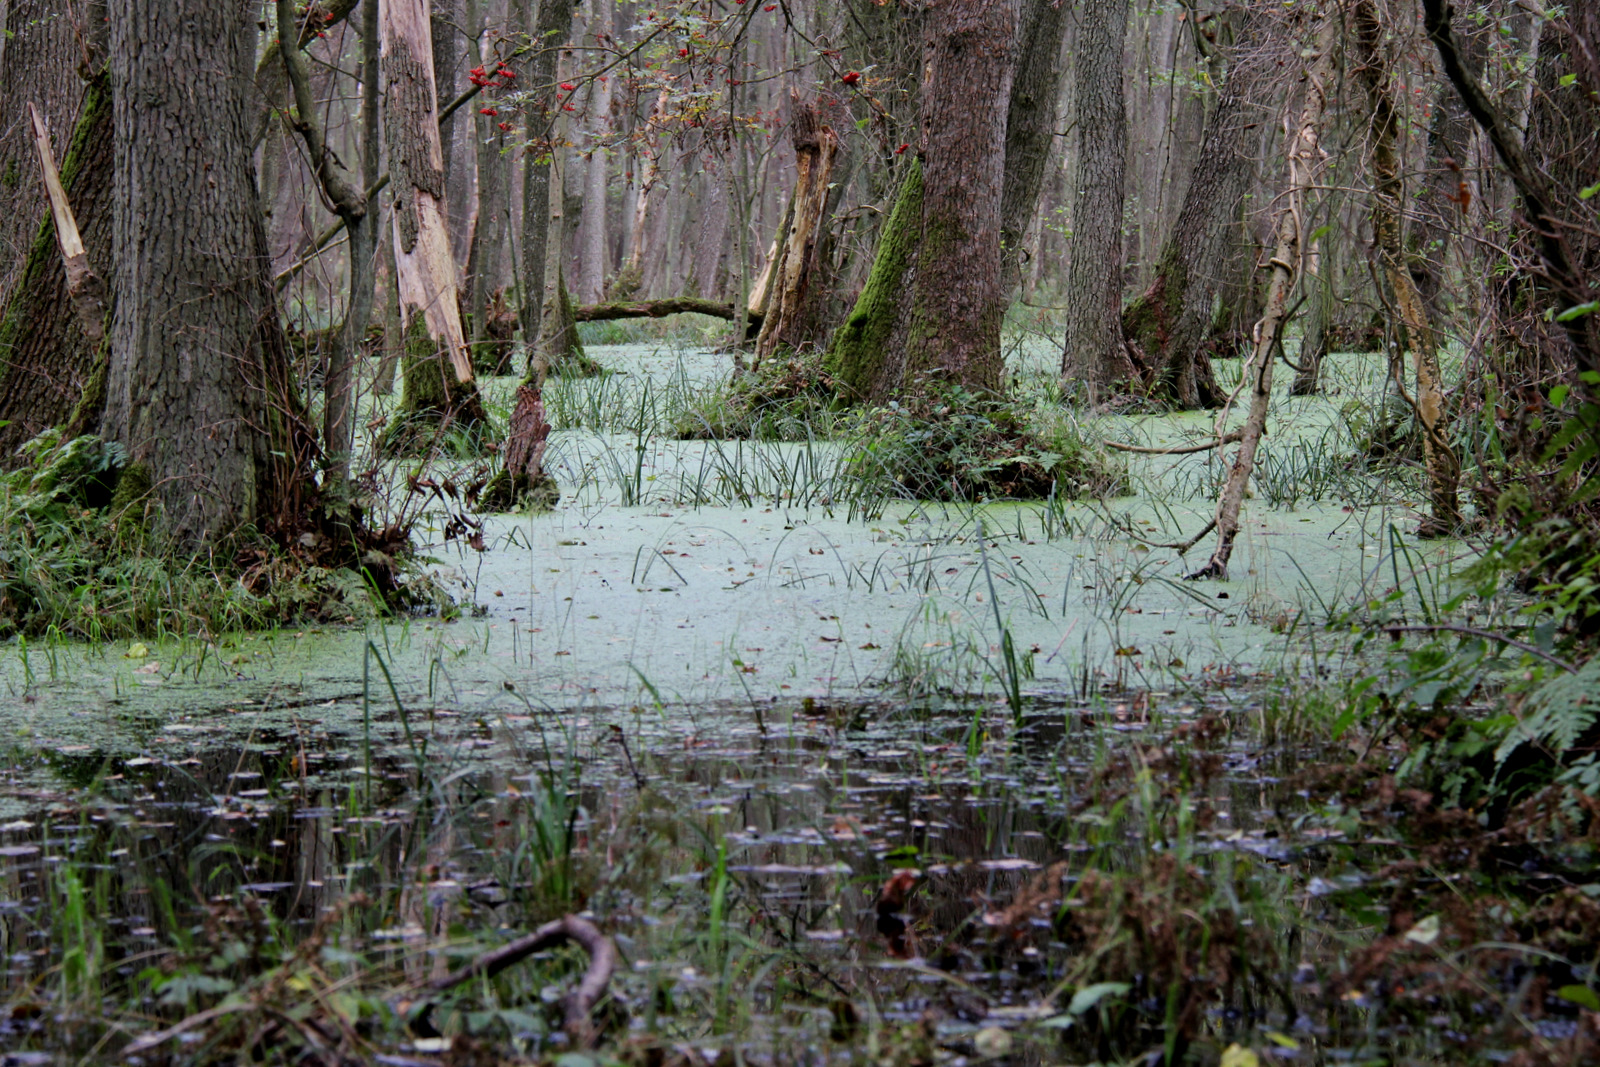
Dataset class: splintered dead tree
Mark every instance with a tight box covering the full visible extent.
[382,0,490,452]
[1194,8,1339,581]
[1355,0,1460,536]
[753,95,840,366]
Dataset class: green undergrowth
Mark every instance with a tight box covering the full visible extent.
[0,430,451,641]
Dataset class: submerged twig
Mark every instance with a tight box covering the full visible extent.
[428,915,616,1047]
[1103,431,1245,455]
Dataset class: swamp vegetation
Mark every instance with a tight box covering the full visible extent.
[0,0,1598,1064]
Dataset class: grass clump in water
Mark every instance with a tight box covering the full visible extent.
[0,430,446,641]
[843,383,1129,502]
[672,348,843,441]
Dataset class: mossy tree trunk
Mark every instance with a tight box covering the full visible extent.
[104,0,312,545]
[896,0,1019,398]
[0,69,113,460]
[381,0,490,454]
[824,158,923,400]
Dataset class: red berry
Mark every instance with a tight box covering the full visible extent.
[480,107,498,116]
[841,71,861,86]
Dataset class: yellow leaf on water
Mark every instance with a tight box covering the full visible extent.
[1220,1045,1259,1067]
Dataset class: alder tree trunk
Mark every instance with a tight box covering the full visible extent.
[518,0,578,344]
[1289,232,1333,396]
[1357,0,1460,536]
[381,0,490,453]
[614,88,668,298]
[998,0,1070,292]
[576,0,613,305]
[465,8,512,367]
[1121,10,1274,409]
[0,70,113,460]
[1195,10,1338,579]
[1059,0,1132,393]
[104,0,309,545]
[753,95,840,366]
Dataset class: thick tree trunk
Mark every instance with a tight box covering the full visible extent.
[1289,233,1333,397]
[1358,0,1460,536]
[1059,0,1132,393]
[753,96,840,365]
[1195,10,1338,579]
[1120,10,1274,409]
[897,0,1019,397]
[105,0,308,545]
[998,0,1070,292]
[0,71,113,460]
[381,0,490,453]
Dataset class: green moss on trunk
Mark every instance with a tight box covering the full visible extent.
[380,308,492,455]
[824,160,922,400]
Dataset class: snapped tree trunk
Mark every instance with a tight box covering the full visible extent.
[1059,0,1132,393]
[753,94,840,366]
[1120,9,1274,409]
[104,0,311,545]
[1357,0,1460,536]
[381,0,491,454]
[1194,9,1338,580]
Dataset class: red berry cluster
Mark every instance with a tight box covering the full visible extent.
[468,64,517,89]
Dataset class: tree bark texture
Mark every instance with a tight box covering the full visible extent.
[1121,9,1275,409]
[0,71,112,460]
[1059,0,1131,392]
[382,0,489,450]
[899,0,1020,398]
[466,8,512,356]
[1357,0,1460,535]
[1196,9,1338,579]
[105,0,305,544]
[754,96,840,365]
[998,0,1069,292]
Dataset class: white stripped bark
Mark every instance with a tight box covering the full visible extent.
[382,0,474,386]
[753,95,839,366]
[26,101,105,344]
[1193,10,1339,580]
[620,88,668,290]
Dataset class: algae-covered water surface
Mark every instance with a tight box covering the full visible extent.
[1,346,1594,1065]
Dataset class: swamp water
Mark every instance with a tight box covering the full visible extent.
[0,345,1592,1064]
